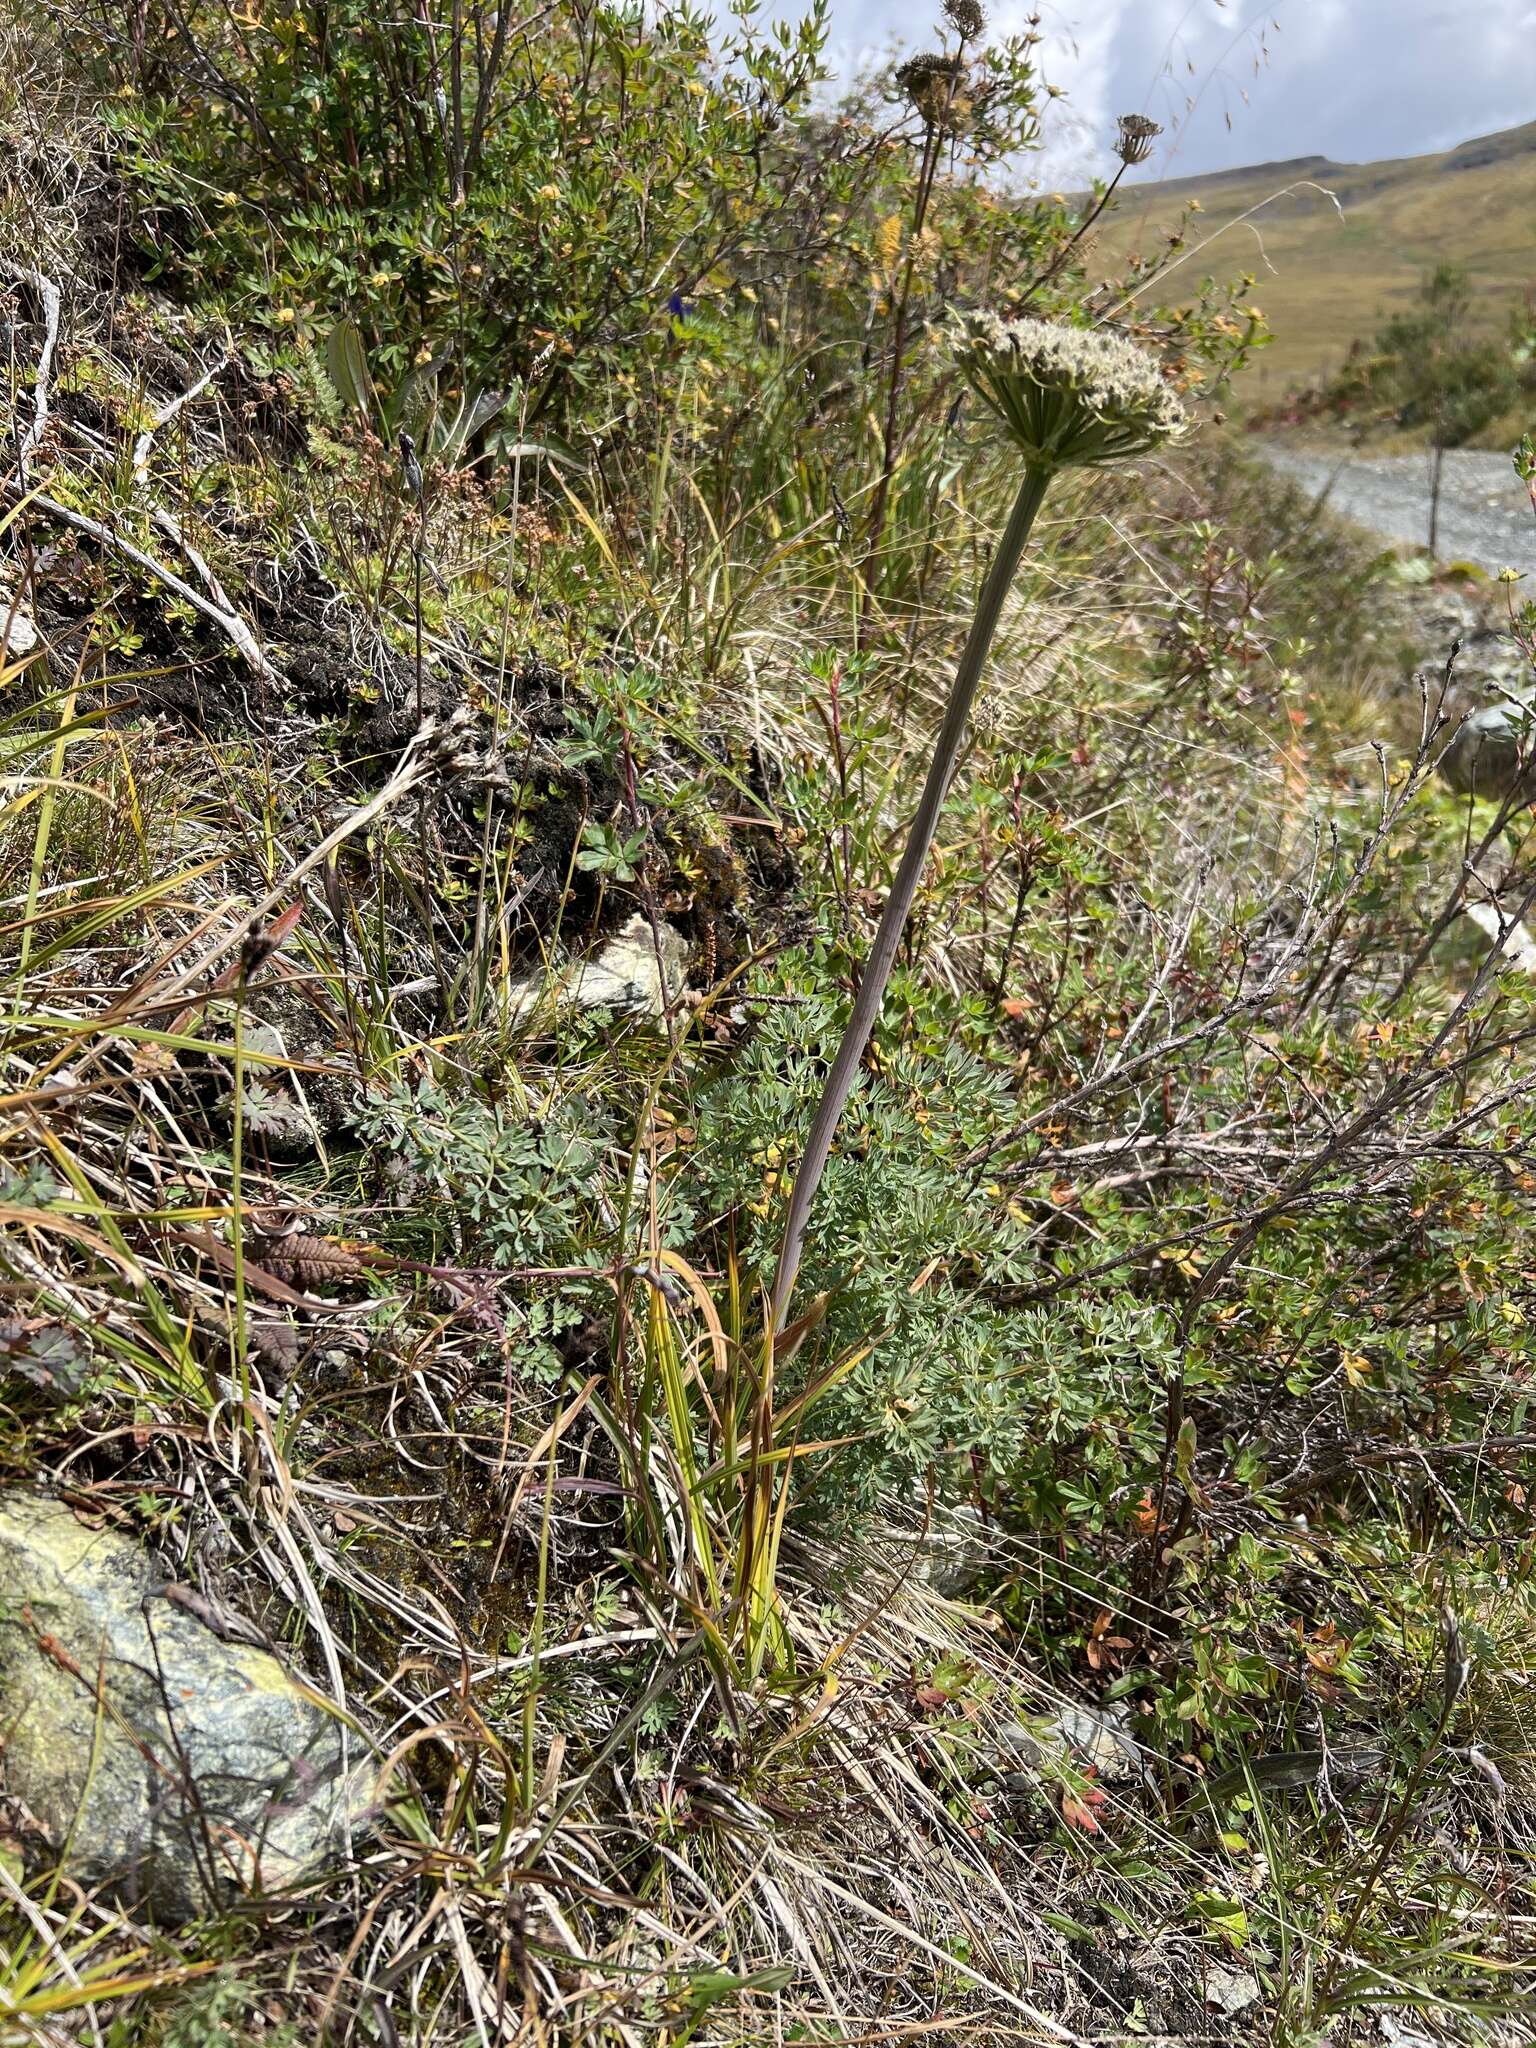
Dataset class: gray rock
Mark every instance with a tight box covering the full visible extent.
[506,914,688,1026]
[1447,630,1531,703]
[906,1505,992,1598]
[1203,1963,1262,2017]
[1439,699,1536,804]
[0,1494,375,1921]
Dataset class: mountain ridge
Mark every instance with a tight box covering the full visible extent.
[1123,116,1536,204]
[1093,118,1536,387]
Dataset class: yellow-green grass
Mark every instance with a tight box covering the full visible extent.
[1092,119,1536,395]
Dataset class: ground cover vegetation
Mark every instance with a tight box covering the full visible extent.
[1,2,1535,2042]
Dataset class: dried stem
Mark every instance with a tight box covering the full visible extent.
[5,265,61,482]
[770,465,1051,1323]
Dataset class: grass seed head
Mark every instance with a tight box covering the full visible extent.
[951,311,1189,469]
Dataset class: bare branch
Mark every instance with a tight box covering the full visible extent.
[4,264,61,481]
[16,486,281,683]
[133,353,229,483]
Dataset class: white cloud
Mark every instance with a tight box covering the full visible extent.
[820,0,1536,182]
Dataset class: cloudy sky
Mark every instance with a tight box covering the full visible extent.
[823,1,1536,188]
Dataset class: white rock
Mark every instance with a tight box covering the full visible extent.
[1203,1963,1262,2016]
[1,600,37,657]
[506,914,687,1025]
[1461,898,1536,974]
[992,1700,1152,1786]
[1379,2016,1436,2048]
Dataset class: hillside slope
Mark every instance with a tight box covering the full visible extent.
[1094,119,1536,389]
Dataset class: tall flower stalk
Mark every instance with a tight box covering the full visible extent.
[770,314,1188,1325]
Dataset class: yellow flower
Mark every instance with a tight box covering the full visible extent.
[537,183,560,203]
[274,306,296,325]
[874,213,902,278]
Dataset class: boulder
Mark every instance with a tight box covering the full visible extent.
[0,1493,375,1921]
[1438,700,1536,804]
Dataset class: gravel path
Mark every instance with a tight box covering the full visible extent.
[1258,443,1535,573]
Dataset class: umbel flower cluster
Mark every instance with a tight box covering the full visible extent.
[950,310,1189,470]
[942,0,986,38]
[895,50,968,126]
[1115,112,1162,166]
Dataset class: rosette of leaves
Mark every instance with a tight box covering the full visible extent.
[1,1318,93,1401]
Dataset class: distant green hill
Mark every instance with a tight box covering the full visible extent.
[1091,119,1536,393]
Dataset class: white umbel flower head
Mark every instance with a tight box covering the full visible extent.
[951,311,1189,470]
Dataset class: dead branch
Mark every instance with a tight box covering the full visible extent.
[132,353,229,483]
[16,486,281,682]
[5,264,61,480]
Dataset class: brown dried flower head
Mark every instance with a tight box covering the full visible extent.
[951,311,1189,470]
[895,50,968,126]
[942,0,986,39]
[1115,113,1162,167]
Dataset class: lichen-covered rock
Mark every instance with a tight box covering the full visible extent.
[906,1504,992,1597]
[1439,699,1536,803]
[0,1494,376,1922]
[992,1700,1152,1787]
[505,914,688,1026]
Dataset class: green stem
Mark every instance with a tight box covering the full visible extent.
[770,465,1052,1324]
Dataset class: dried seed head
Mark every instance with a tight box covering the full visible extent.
[951,311,1189,470]
[1115,113,1162,166]
[1440,1607,1470,1723]
[414,703,488,782]
[942,0,986,39]
[896,50,967,125]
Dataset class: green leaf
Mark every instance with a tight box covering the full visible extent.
[1174,1415,1199,1490]
[1191,1890,1249,1948]
[682,1965,795,2009]
[325,319,375,416]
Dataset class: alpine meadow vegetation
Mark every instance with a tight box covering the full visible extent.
[0,3,1534,2045]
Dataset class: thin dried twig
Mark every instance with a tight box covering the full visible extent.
[132,352,229,482]
[149,505,270,679]
[15,485,281,681]
[4,263,61,480]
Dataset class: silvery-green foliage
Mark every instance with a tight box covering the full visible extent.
[357,1081,614,1378]
[688,961,1177,1513]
